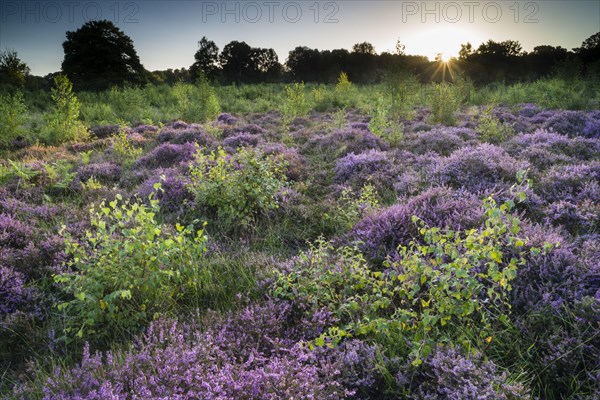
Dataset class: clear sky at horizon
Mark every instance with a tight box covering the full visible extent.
[1,0,599,76]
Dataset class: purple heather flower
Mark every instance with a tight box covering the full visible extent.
[135,142,196,169]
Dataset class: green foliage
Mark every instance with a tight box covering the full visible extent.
[197,70,221,122]
[0,91,28,147]
[335,71,352,93]
[44,160,76,191]
[54,190,208,341]
[111,124,143,165]
[324,183,379,232]
[0,49,30,87]
[477,105,516,144]
[107,86,152,124]
[281,82,311,130]
[43,74,89,145]
[173,74,220,123]
[0,159,40,188]
[273,194,534,365]
[188,146,287,229]
[528,78,591,110]
[62,20,148,91]
[369,96,404,146]
[329,108,347,130]
[80,176,103,191]
[428,82,462,126]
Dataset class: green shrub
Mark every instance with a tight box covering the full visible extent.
[281,82,311,130]
[43,74,89,145]
[428,82,462,126]
[188,146,287,229]
[0,159,40,188]
[324,183,379,233]
[478,105,516,144]
[272,194,534,365]
[0,91,28,147]
[369,96,404,146]
[173,73,220,123]
[111,124,143,165]
[54,189,208,341]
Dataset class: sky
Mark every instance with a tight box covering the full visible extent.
[1,0,599,76]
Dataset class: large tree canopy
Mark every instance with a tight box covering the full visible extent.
[190,37,220,81]
[0,49,30,87]
[62,20,148,91]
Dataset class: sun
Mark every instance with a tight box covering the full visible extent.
[404,26,481,61]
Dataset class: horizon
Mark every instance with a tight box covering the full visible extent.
[1,1,599,76]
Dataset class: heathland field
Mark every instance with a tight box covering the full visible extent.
[1,76,600,399]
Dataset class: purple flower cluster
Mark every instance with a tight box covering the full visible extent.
[432,144,529,193]
[401,127,478,156]
[137,170,194,214]
[504,130,600,170]
[306,127,387,159]
[396,346,529,399]
[0,213,34,249]
[540,162,600,202]
[157,123,216,147]
[35,300,367,399]
[75,162,122,185]
[222,132,262,153]
[0,265,27,316]
[260,143,306,181]
[90,125,120,139]
[351,187,483,262]
[135,142,196,169]
[543,110,591,137]
[334,150,397,193]
[217,112,238,125]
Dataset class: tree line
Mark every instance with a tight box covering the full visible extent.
[1,20,599,92]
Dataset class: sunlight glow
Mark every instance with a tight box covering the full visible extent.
[404,27,482,61]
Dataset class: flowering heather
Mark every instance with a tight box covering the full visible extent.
[237,123,266,136]
[33,300,353,399]
[408,122,433,133]
[351,187,483,262]
[334,150,397,192]
[222,132,262,152]
[0,193,60,220]
[75,162,122,185]
[401,127,477,156]
[539,162,600,203]
[0,213,34,249]
[260,143,306,181]
[582,117,600,139]
[349,122,370,131]
[396,346,529,399]
[306,127,388,159]
[90,125,120,139]
[164,120,191,130]
[545,199,599,235]
[519,103,541,118]
[157,126,216,147]
[527,109,556,125]
[515,299,600,398]
[0,265,27,316]
[217,112,238,125]
[542,110,591,137]
[511,238,582,311]
[0,233,66,280]
[135,142,196,169]
[432,144,529,193]
[130,124,159,134]
[504,130,600,170]
[137,171,193,214]
[312,340,384,399]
